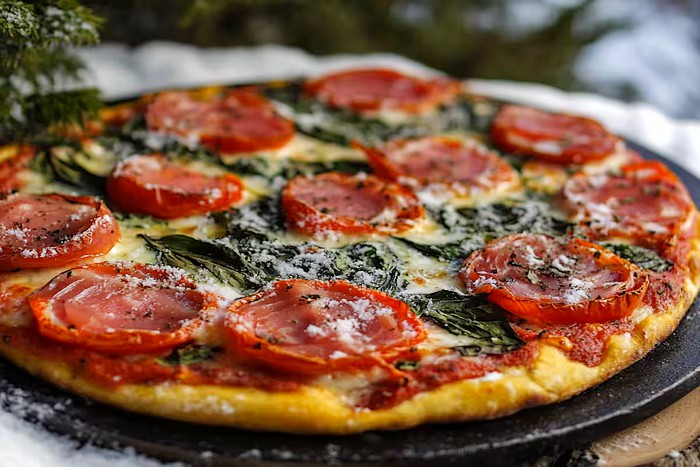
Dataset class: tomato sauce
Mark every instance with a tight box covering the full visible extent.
[357,343,538,410]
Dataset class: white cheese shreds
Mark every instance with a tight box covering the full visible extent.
[563,277,595,304]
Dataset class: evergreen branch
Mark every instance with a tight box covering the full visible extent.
[1,88,101,142]
[0,0,103,142]
[0,1,38,42]
[38,0,101,48]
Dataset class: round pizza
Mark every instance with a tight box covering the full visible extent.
[0,68,698,434]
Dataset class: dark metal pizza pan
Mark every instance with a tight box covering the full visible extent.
[1,140,699,466]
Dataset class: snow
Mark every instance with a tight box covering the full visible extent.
[0,389,179,467]
[3,41,699,466]
[575,0,700,119]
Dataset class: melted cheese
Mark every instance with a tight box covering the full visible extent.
[0,90,674,388]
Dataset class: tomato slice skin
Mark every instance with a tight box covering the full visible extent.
[282,172,424,236]
[224,279,426,375]
[460,233,648,324]
[146,87,295,154]
[0,193,120,271]
[0,145,34,193]
[304,68,460,114]
[490,105,621,164]
[106,154,244,219]
[357,135,519,194]
[563,161,694,250]
[28,262,212,353]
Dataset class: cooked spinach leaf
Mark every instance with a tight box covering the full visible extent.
[602,243,673,272]
[296,106,425,146]
[264,82,491,145]
[223,196,286,238]
[405,290,523,355]
[332,242,403,293]
[104,118,372,180]
[264,82,427,145]
[401,196,569,263]
[433,197,571,237]
[143,230,403,294]
[141,234,260,289]
[224,156,371,179]
[114,213,168,229]
[218,155,272,177]
[394,236,484,262]
[157,344,219,367]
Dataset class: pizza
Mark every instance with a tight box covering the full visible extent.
[0,67,698,435]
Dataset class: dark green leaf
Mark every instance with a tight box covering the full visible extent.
[602,243,673,272]
[223,156,274,177]
[264,82,497,144]
[296,112,425,147]
[405,290,523,355]
[143,229,404,294]
[157,345,219,366]
[394,236,484,262]
[278,159,371,179]
[224,156,371,179]
[433,197,571,237]
[223,196,285,238]
[331,242,403,293]
[114,212,167,229]
[141,234,259,289]
[441,96,501,134]
[265,82,426,146]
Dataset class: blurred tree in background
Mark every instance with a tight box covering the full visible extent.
[85,0,624,92]
[0,0,102,141]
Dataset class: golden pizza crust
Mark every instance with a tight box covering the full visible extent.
[2,226,698,434]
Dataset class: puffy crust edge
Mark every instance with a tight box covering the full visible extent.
[1,218,699,435]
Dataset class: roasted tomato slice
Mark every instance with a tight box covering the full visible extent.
[0,193,120,271]
[106,153,244,219]
[304,68,460,114]
[146,87,295,154]
[358,135,519,195]
[28,262,211,353]
[0,145,34,194]
[224,279,426,375]
[460,233,648,324]
[281,172,424,236]
[490,105,621,164]
[563,161,694,250]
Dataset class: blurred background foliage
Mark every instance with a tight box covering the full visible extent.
[84,0,700,118]
[87,0,619,91]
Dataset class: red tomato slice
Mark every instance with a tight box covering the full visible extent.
[358,136,519,194]
[304,68,460,114]
[460,233,648,324]
[0,193,120,271]
[224,279,426,375]
[146,87,295,154]
[0,146,34,194]
[490,105,621,164]
[281,172,424,236]
[563,161,694,250]
[106,153,244,219]
[28,262,211,353]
